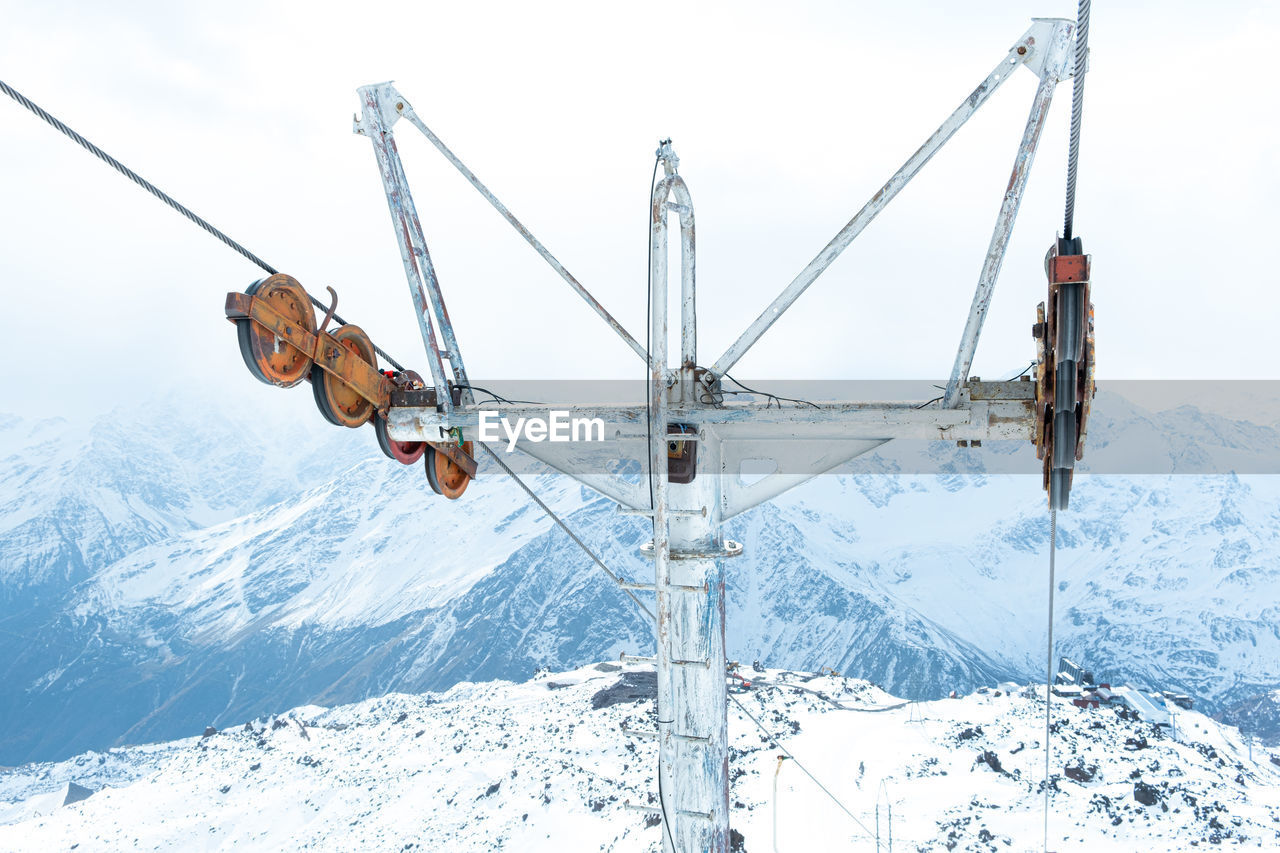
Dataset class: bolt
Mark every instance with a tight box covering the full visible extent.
[1017,46,1028,56]
[396,102,404,111]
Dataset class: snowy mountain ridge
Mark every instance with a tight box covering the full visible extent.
[2,389,1280,766]
[1,663,1277,851]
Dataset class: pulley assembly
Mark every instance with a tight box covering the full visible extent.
[225,275,476,500]
[1032,237,1095,510]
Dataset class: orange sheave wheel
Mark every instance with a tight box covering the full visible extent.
[312,325,377,428]
[425,440,473,500]
[236,275,316,387]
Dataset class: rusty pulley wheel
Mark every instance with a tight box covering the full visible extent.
[236,275,316,387]
[374,415,426,464]
[312,325,377,428]
[425,440,473,500]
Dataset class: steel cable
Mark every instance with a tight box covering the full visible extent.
[730,693,880,848]
[1063,0,1090,240]
[0,77,406,371]
[1043,507,1058,851]
[477,442,655,622]
[1047,4,1086,844]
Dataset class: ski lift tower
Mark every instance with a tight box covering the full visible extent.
[344,16,1084,853]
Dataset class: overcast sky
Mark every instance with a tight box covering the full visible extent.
[2,0,1276,422]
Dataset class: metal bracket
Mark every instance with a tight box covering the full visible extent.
[353,80,404,134]
[1021,18,1076,82]
[639,540,743,560]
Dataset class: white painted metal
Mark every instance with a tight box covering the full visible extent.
[648,145,733,850]
[355,83,454,412]
[384,387,1036,442]
[355,83,475,411]
[943,18,1075,408]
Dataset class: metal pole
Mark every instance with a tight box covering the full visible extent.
[774,756,787,853]
[649,152,677,853]
[397,100,650,364]
[665,431,729,851]
[650,148,730,851]
[943,21,1073,408]
[711,30,1043,378]
[649,140,697,371]
[374,107,474,405]
[356,85,453,414]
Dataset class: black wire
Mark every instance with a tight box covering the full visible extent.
[451,384,543,406]
[720,371,821,410]
[0,77,407,372]
[1007,360,1037,380]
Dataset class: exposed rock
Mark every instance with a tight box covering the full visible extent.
[1065,763,1096,783]
[62,782,94,806]
[591,671,657,710]
[1134,781,1161,806]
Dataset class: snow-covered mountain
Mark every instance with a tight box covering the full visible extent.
[2,663,1277,851]
[2,390,1279,766]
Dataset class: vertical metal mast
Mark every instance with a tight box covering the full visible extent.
[648,141,734,850]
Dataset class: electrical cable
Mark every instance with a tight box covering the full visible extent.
[451,384,543,406]
[0,77,407,371]
[720,371,820,410]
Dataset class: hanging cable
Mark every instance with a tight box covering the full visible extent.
[1042,507,1058,852]
[477,442,655,622]
[730,693,880,848]
[0,77,406,371]
[1062,0,1090,240]
[1046,3,1087,844]
[720,371,821,410]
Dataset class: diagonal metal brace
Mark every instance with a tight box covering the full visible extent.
[711,21,1074,378]
[376,86,649,365]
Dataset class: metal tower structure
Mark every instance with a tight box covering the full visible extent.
[0,5,1099,850]
[344,16,1084,851]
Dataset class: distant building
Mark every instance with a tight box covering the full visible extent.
[1055,657,1094,687]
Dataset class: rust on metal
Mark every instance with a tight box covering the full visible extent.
[226,277,394,413]
[1048,254,1088,283]
[1035,248,1094,505]
[317,285,340,333]
[426,440,476,499]
[313,324,380,428]
[1077,302,1096,460]
[228,274,316,388]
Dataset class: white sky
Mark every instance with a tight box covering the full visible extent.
[2,0,1277,420]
